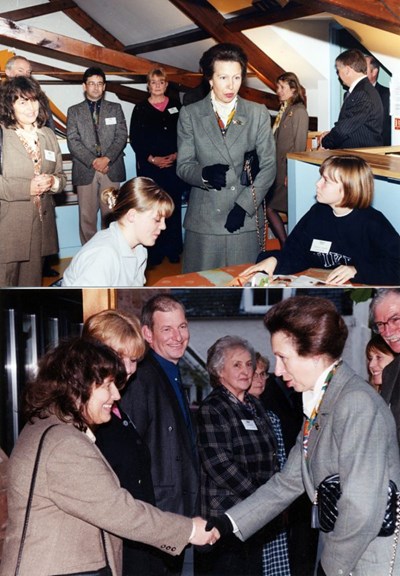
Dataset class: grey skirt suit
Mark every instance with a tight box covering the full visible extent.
[226,362,400,576]
[177,95,276,272]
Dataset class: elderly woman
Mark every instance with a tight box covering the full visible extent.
[196,335,289,576]
[365,334,396,393]
[266,72,308,248]
[0,338,218,576]
[177,43,276,273]
[208,296,400,576]
[0,76,65,286]
[129,67,186,265]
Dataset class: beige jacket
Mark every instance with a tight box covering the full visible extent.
[0,415,192,576]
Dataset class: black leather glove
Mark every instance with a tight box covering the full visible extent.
[316,561,327,576]
[224,204,246,233]
[205,514,234,537]
[202,164,229,190]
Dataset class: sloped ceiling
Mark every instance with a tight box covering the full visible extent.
[0,0,399,111]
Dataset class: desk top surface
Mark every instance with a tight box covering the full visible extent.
[288,147,400,180]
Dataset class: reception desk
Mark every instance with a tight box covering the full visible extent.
[287,147,400,234]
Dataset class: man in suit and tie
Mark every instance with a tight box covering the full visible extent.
[121,294,199,576]
[365,55,391,146]
[67,67,127,244]
[320,49,383,149]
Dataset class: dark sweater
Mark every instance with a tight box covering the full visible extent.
[274,203,400,285]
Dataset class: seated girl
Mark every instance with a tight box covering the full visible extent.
[241,154,400,286]
[63,177,174,286]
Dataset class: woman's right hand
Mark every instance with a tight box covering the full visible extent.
[239,257,278,279]
[30,174,54,196]
[189,517,220,546]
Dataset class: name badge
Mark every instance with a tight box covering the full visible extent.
[310,239,332,254]
[44,149,56,162]
[105,117,117,125]
[168,107,179,114]
[241,419,258,431]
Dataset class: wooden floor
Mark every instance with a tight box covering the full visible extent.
[42,256,182,287]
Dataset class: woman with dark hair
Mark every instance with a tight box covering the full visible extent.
[365,334,396,393]
[0,76,65,286]
[129,67,186,265]
[177,42,276,273]
[207,295,400,576]
[63,176,174,286]
[196,335,290,576]
[0,338,219,576]
[266,72,309,248]
[241,154,400,285]
[83,309,168,576]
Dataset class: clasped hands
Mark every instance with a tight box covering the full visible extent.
[191,514,233,551]
[92,156,110,174]
[148,153,176,169]
[30,173,55,196]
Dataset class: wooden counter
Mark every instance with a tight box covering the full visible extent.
[286,148,400,234]
[288,147,400,180]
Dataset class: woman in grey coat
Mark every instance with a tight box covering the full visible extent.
[177,43,276,273]
[207,295,400,576]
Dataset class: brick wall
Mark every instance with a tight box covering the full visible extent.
[0,449,8,561]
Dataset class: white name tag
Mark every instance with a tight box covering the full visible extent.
[310,239,332,254]
[241,419,258,430]
[105,117,117,125]
[168,107,179,114]
[44,149,56,162]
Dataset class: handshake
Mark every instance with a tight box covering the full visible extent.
[190,514,234,549]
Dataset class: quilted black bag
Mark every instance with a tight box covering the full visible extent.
[240,150,260,186]
[316,473,399,536]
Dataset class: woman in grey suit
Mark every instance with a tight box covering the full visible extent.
[207,295,400,576]
[0,338,219,576]
[177,43,276,273]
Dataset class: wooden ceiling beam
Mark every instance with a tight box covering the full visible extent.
[226,3,322,32]
[47,0,125,52]
[295,0,400,35]
[125,28,209,55]
[0,17,275,106]
[0,1,76,21]
[169,0,282,99]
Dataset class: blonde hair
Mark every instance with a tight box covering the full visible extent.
[82,309,145,362]
[319,155,374,209]
[147,67,167,84]
[101,176,174,220]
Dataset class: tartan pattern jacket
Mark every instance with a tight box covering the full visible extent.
[197,386,279,518]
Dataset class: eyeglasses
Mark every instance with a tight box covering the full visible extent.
[372,314,400,334]
[253,370,267,380]
[86,81,105,88]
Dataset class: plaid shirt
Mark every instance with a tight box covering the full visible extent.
[197,386,279,517]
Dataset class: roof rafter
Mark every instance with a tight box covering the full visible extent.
[0,0,76,21]
[169,0,282,100]
[225,2,322,32]
[295,0,400,35]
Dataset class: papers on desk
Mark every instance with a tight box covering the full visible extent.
[249,273,328,287]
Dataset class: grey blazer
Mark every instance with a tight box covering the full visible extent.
[0,415,192,576]
[176,95,276,236]
[67,98,127,185]
[227,362,400,576]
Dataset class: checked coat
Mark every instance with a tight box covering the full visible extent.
[196,386,279,518]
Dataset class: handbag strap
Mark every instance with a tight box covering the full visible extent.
[389,490,400,576]
[14,424,59,576]
[246,159,267,251]
[14,423,111,576]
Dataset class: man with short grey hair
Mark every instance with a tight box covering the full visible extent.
[370,288,400,445]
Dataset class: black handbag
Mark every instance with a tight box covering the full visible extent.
[14,424,112,576]
[240,150,260,186]
[315,473,399,537]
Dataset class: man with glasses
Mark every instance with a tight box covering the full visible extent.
[67,67,127,244]
[370,288,400,446]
